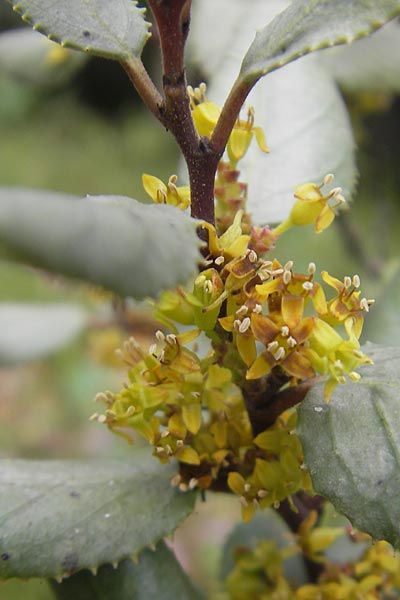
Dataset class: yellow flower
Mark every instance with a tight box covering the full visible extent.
[274,174,346,236]
[142,173,190,210]
[189,84,269,167]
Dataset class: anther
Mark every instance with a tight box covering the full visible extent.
[204,280,213,294]
[323,173,334,186]
[155,330,165,343]
[244,483,251,493]
[97,414,107,423]
[89,412,99,421]
[360,298,370,312]
[166,333,177,345]
[149,343,157,355]
[155,446,164,454]
[236,305,248,318]
[308,262,316,275]
[165,444,173,455]
[281,325,289,337]
[253,498,260,509]
[302,281,313,291]
[352,274,361,288]
[283,270,292,285]
[161,430,170,438]
[189,478,198,490]
[176,439,184,447]
[215,255,225,266]
[247,250,257,263]
[239,496,249,507]
[349,371,361,381]
[238,317,251,333]
[170,473,181,487]
[267,340,279,353]
[258,489,268,498]
[233,319,242,332]
[287,336,297,348]
[284,260,294,271]
[253,303,262,314]
[344,276,352,289]
[273,347,286,361]
[179,483,189,492]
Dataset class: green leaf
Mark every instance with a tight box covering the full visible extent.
[220,511,308,585]
[189,0,355,223]
[0,302,87,365]
[8,0,150,62]
[0,28,87,87]
[321,20,400,93]
[0,188,200,299]
[50,541,204,600]
[297,344,400,548]
[0,450,196,579]
[240,0,400,84]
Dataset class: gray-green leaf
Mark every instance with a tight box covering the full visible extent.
[240,0,400,84]
[50,542,204,600]
[0,302,87,365]
[0,188,201,299]
[297,344,400,548]
[0,451,196,579]
[7,0,150,61]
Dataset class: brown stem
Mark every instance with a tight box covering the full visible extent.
[210,77,253,155]
[241,370,319,436]
[120,57,163,121]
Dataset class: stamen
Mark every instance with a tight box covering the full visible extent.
[257,489,268,498]
[176,439,184,447]
[239,496,249,507]
[352,274,361,288]
[166,333,177,345]
[189,478,199,490]
[323,173,334,186]
[302,281,313,291]
[247,249,258,263]
[155,330,165,343]
[253,303,263,314]
[253,498,260,509]
[204,280,213,294]
[283,270,292,285]
[148,344,157,355]
[238,317,251,334]
[349,371,361,381]
[161,430,170,438]
[284,260,294,271]
[360,298,370,312]
[170,473,181,487]
[235,305,248,318]
[244,483,251,493]
[273,346,286,361]
[267,341,279,353]
[287,336,297,348]
[179,483,189,492]
[215,255,225,266]
[281,325,289,337]
[344,276,352,289]
[233,319,242,332]
[308,262,316,275]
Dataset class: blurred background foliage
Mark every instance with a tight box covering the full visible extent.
[1,4,400,599]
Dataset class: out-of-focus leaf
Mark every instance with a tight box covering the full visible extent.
[189,0,355,223]
[297,344,400,548]
[0,302,87,365]
[0,188,201,299]
[220,511,307,586]
[50,541,204,600]
[0,451,196,579]
[239,0,400,84]
[321,20,400,93]
[8,0,150,62]
[0,28,86,86]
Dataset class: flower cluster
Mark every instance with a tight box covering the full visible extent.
[223,533,400,600]
[95,90,374,520]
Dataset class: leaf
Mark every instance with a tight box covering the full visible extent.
[0,302,88,365]
[49,541,204,600]
[189,0,355,223]
[0,28,87,87]
[297,344,400,548]
[220,511,308,585]
[0,450,197,579]
[0,188,201,299]
[8,0,150,62]
[321,20,400,93]
[240,0,400,84]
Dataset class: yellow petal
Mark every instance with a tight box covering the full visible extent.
[246,352,273,379]
[142,173,166,203]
